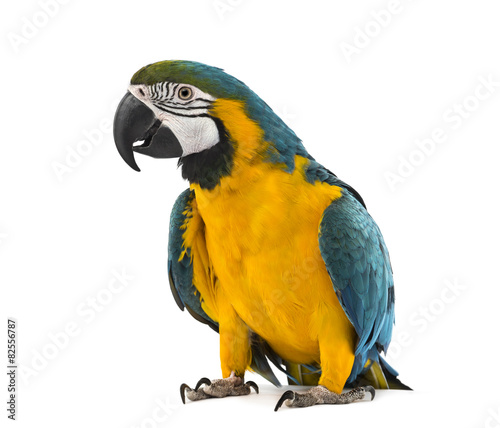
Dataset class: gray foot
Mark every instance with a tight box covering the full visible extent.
[180,376,259,404]
[274,385,375,411]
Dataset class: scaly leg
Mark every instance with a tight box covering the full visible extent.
[275,385,375,411]
[181,372,259,403]
[275,304,370,410]
[181,297,256,404]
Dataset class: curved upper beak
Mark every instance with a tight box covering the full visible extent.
[113,91,183,171]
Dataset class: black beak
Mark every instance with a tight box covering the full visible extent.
[113,91,183,171]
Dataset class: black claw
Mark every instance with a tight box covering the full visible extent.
[364,385,376,401]
[180,383,190,404]
[195,377,211,391]
[274,390,295,412]
[245,381,259,394]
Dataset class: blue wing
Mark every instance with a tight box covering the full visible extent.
[317,174,395,383]
[168,189,219,332]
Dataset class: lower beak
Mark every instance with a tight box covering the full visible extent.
[113,91,183,171]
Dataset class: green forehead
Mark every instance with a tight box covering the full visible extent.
[130,60,249,100]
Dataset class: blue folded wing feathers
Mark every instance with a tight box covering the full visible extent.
[319,191,395,359]
[168,189,219,331]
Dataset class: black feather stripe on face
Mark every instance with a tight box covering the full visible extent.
[178,117,234,190]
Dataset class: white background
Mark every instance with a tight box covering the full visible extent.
[2,0,500,427]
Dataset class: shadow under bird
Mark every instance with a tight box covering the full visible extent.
[113,60,411,411]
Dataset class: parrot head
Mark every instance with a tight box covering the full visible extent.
[114,60,307,189]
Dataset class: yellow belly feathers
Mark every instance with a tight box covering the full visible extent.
[187,155,354,365]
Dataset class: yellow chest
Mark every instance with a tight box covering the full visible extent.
[188,156,350,363]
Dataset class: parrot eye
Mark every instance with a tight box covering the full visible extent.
[178,86,193,101]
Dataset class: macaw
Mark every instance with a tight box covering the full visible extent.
[113,60,410,410]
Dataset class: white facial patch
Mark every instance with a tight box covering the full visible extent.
[159,114,219,156]
[128,83,220,156]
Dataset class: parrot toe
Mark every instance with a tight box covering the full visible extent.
[274,385,373,411]
[180,375,259,404]
[194,377,212,391]
[180,380,212,404]
[274,390,295,411]
[363,385,376,401]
